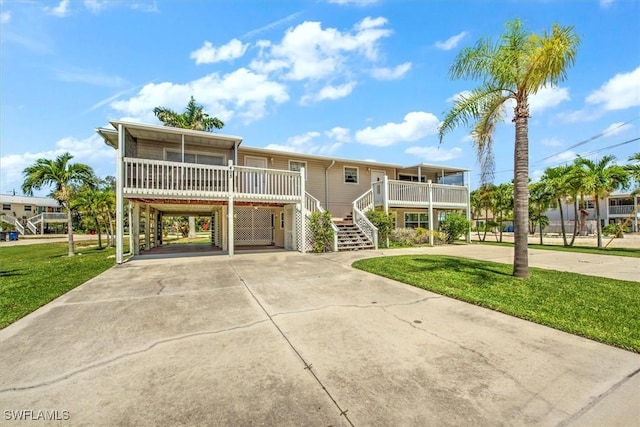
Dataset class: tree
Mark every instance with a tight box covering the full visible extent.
[22,153,94,256]
[529,181,553,245]
[439,19,580,278]
[440,212,471,244]
[540,165,573,245]
[153,96,224,132]
[492,182,514,242]
[626,152,640,195]
[470,184,495,241]
[575,155,630,249]
[72,178,116,249]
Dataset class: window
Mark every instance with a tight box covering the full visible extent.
[24,205,32,212]
[585,200,595,209]
[2,204,10,211]
[280,212,285,229]
[344,167,359,184]
[404,212,429,229]
[289,160,307,179]
[165,150,225,166]
[398,174,426,183]
[437,172,464,186]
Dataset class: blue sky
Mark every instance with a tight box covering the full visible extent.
[1,0,639,196]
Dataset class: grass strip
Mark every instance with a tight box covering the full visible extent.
[0,242,116,328]
[353,255,639,352]
[474,240,640,258]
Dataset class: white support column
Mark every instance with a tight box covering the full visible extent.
[145,204,151,250]
[383,175,389,214]
[300,167,306,253]
[116,124,125,264]
[132,202,140,255]
[635,195,639,233]
[418,166,422,183]
[428,180,434,246]
[227,160,234,256]
[466,184,472,243]
[221,206,228,251]
[128,202,133,255]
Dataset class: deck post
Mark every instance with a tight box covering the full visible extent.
[466,182,472,243]
[227,160,234,256]
[132,202,140,255]
[115,124,125,264]
[300,167,306,253]
[383,175,389,214]
[428,180,434,246]
[128,202,134,255]
[145,204,151,250]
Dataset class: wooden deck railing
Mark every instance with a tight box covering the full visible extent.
[352,189,378,249]
[380,180,468,208]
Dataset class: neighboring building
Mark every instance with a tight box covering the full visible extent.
[545,192,639,234]
[0,194,66,235]
[97,121,471,263]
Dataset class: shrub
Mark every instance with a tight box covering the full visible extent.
[440,212,470,244]
[389,227,445,246]
[365,210,396,248]
[309,210,335,252]
[602,223,624,238]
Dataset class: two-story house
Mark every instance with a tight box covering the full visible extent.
[97,121,471,263]
[0,194,66,235]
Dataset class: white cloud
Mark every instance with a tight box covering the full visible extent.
[371,62,412,80]
[600,0,614,8]
[83,0,109,13]
[1,10,11,23]
[301,82,356,104]
[541,137,563,147]
[405,146,463,162]
[325,127,352,143]
[435,31,467,51]
[328,0,380,5]
[529,86,570,114]
[445,90,472,103]
[545,150,577,165]
[250,17,392,81]
[55,67,127,88]
[602,122,633,137]
[45,0,70,17]
[0,135,115,195]
[190,39,249,65]
[355,112,440,147]
[586,66,640,110]
[530,169,544,183]
[265,131,342,155]
[110,68,289,124]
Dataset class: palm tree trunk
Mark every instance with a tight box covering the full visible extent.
[569,200,578,246]
[512,109,529,278]
[539,223,543,245]
[498,214,503,243]
[95,218,102,249]
[66,206,75,256]
[595,197,603,249]
[558,198,567,246]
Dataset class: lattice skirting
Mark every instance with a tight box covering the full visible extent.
[235,208,274,245]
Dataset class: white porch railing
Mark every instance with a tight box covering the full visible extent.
[352,189,378,249]
[305,192,339,252]
[1,214,25,235]
[234,166,302,201]
[385,180,468,208]
[609,205,636,215]
[122,158,303,202]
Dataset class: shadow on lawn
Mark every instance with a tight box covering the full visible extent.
[0,269,24,278]
[407,256,513,284]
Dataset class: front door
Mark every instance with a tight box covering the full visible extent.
[243,156,268,194]
[371,169,386,183]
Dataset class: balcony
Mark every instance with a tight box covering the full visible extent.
[123,157,303,203]
[608,205,637,216]
[372,179,468,209]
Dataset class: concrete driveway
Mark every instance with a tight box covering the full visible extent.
[1,249,638,426]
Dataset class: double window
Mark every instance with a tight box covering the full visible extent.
[2,204,10,211]
[289,160,307,179]
[165,150,226,166]
[405,212,429,229]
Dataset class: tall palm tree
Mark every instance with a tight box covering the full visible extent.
[626,152,640,195]
[22,153,94,256]
[153,96,224,131]
[439,19,580,278]
[492,182,514,243]
[471,184,495,241]
[575,155,630,249]
[529,181,553,245]
[540,164,573,245]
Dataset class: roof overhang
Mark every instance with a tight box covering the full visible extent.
[96,121,243,150]
[401,163,471,173]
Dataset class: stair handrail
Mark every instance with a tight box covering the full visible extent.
[28,213,43,224]
[0,214,25,235]
[352,189,378,249]
[305,192,339,252]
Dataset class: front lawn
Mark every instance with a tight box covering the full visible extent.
[475,240,640,258]
[0,242,116,328]
[353,255,640,352]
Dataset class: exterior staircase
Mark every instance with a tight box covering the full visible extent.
[334,222,375,251]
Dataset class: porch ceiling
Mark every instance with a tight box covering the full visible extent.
[128,198,288,216]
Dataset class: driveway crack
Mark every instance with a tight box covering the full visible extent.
[230,264,356,427]
[0,319,269,394]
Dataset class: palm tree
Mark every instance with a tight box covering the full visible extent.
[626,152,640,195]
[529,181,553,245]
[492,182,514,243]
[471,184,495,241]
[439,19,580,278]
[540,165,573,245]
[22,153,94,256]
[153,96,224,131]
[575,155,630,249]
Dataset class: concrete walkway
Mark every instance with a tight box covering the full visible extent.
[0,247,638,426]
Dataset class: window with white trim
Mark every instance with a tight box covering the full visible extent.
[2,204,11,211]
[24,205,32,212]
[404,212,429,229]
[289,160,307,179]
[165,150,225,166]
[398,174,426,183]
[344,166,359,184]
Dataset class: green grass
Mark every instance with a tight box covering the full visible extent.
[0,241,117,328]
[353,255,640,352]
[475,240,640,258]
